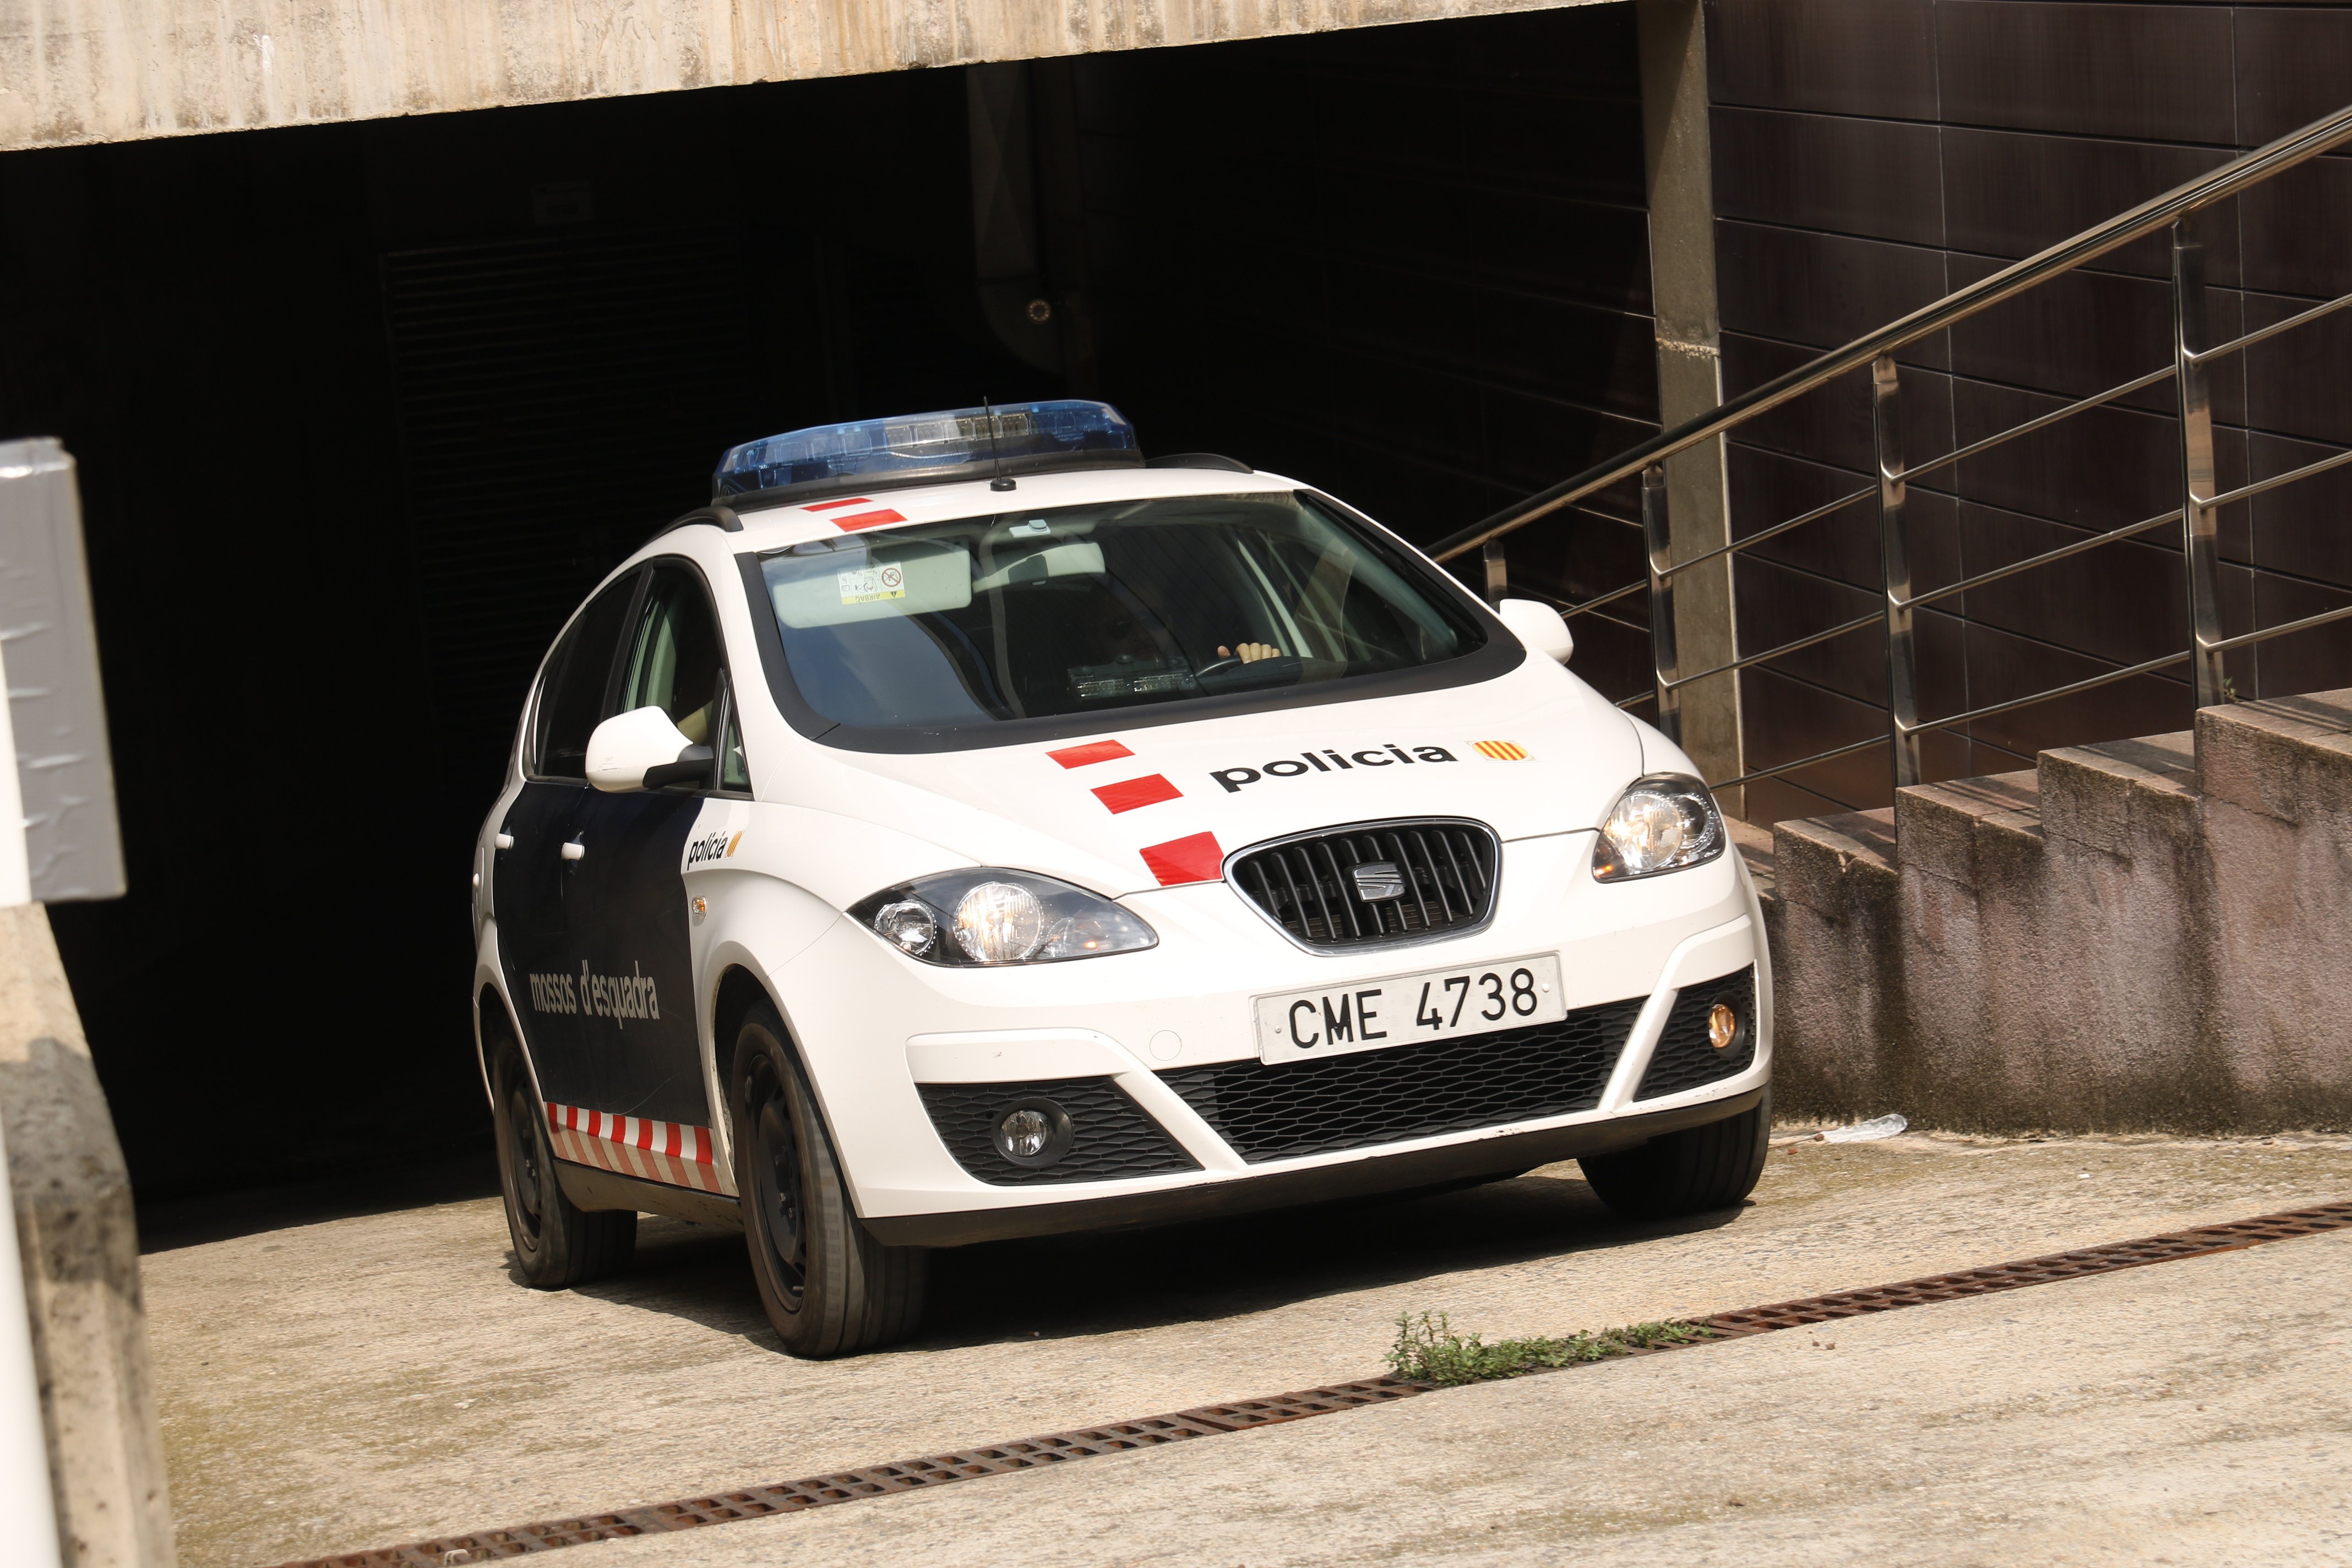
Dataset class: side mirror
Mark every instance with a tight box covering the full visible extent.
[586,706,710,792]
[1496,597,1574,664]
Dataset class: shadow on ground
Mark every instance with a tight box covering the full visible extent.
[562,1168,1749,1357]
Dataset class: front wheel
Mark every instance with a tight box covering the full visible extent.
[491,1037,636,1287]
[1580,1089,1771,1220]
[730,1001,927,1357]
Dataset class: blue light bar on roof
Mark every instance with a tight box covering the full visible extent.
[713,400,1141,502]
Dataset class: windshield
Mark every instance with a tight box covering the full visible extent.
[755,492,1488,732]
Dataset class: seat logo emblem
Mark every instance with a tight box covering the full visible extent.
[1351,861,1406,902]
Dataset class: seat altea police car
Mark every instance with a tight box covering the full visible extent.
[473,400,1770,1359]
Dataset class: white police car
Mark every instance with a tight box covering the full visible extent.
[472,401,1770,1357]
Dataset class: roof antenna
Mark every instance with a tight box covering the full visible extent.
[985,396,1016,491]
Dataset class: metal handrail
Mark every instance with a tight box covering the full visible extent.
[1429,101,2352,568]
[1436,97,2352,797]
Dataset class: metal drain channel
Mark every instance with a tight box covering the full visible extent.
[279,1199,2352,1568]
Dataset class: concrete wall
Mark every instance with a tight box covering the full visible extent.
[0,0,1607,153]
[1763,689,2352,1134]
[0,903,172,1567]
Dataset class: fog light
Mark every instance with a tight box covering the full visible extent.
[993,1098,1073,1167]
[1708,1002,1739,1050]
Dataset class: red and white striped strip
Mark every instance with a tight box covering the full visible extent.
[546,1103,729,1195]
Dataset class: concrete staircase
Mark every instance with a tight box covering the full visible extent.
[1739,689,2352,1134]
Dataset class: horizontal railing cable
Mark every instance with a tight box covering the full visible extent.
[1898,650,2192,736]
[1662,612,1882,693]
[1898,364,2179,487]
[2187,287,2352,366]
[2209,601,2352,655]
[1896,509,2185,613]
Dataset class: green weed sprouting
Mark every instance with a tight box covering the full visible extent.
[1384,1310,1716,1386]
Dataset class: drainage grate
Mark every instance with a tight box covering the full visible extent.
[273,1199,2352,1568]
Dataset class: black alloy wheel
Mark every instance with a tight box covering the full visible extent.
[729,1000,927,1358]
[745,1049,809,1306]
[490,1031,636,1288]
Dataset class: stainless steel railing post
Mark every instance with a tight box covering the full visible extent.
[1874,353,1923,789]
[1642,462,1682,744]
[2172,219,2228,707]
[1481,535,1508,607]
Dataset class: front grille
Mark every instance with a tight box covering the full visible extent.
[1160,999,1642,1163]
[1230,819,1499,950]
[1635,968,1758,1101]
[917,1077,1199,1186]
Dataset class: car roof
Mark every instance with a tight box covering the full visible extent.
[689,463,1312,558]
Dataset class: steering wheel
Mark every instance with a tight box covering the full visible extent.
[1193,657,1244,678]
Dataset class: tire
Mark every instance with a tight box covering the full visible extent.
[491,1035,637,1287]
[1580,1088,1772,1221]
[729,1001,928,1358]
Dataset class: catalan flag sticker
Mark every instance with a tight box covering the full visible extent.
[1474,740,1530,761]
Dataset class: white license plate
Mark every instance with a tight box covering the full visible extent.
[1254,954,1565,1065]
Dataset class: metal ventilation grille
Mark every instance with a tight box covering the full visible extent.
[916,1077,1199,1186]
[1635,968,1757,1101]
[1229,819,1499,950]
[1159,999,1640,1163]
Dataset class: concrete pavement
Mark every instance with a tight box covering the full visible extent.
[138,1131,2352,1567]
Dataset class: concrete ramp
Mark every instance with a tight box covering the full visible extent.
[1760,690,2352,1134]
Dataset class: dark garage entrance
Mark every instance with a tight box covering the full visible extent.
[0,6,1658,1196]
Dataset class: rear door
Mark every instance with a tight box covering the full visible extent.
[494,571,642,1077]
[559,560,745,1129]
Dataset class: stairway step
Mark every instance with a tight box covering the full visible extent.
[1894,769,2041,889]
[2196,688,2352,824]
[2035,731,2197,857]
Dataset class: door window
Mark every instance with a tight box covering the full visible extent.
[619,563,747,791]
[532,573,642,780]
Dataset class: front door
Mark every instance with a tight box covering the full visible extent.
[496,570,641,1077]
[553,560,742,1130]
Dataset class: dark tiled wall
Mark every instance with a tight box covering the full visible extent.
[1707,0,2352,823]
[1069,9,1662,698]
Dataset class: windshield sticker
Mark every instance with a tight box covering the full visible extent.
[1092,774,1182,814]
[1210,744,1458,794]
[1047,738,1134,769]
[1474,741,1530,761]
[1140,831,1224,886]
[837,564,906,605]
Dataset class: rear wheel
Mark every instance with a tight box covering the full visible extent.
[1580,1089,1771,1220]
[491,1035,636,1286]
[730,1001,927,1357]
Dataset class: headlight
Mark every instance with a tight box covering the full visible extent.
[848,870,1158,966]
[1592,773,1726,882]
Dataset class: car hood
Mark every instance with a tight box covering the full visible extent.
[794,658,1645,897]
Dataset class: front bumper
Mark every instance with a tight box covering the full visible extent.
[865,1088,1763,1246]
[767,830,1770,1245]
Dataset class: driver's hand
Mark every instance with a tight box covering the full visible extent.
[1216,641,1283,663]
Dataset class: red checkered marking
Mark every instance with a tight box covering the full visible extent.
[1092,774,1182,814]
[802,497,875,512]
[1047,738,1134,769]
[547,1103,729,1195]
[830,509,906,532]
